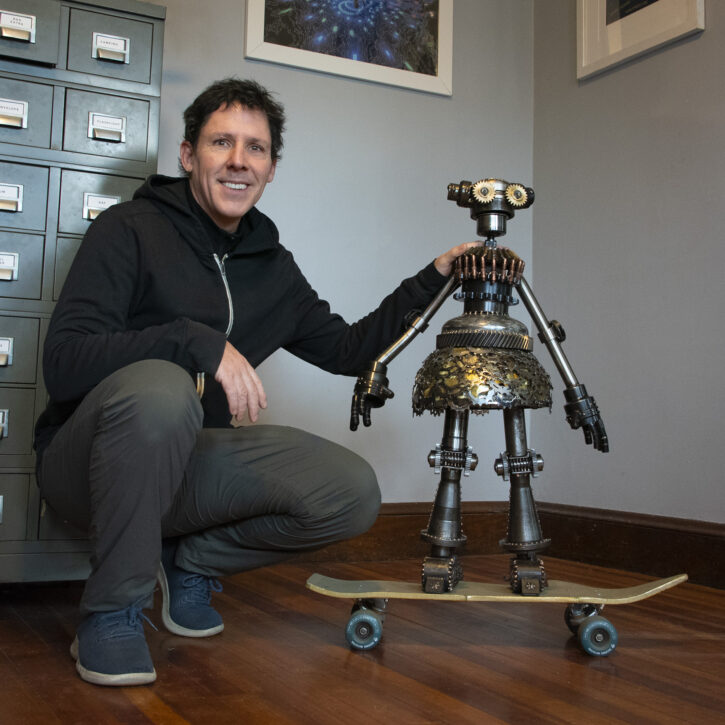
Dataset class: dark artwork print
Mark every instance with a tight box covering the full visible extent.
[263,0,440,76]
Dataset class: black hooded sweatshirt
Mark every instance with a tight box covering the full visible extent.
[34,175,447,455]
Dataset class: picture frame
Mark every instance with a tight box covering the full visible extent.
[576,0,705,80]
[244,0,453,96]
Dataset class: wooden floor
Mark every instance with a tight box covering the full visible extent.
[1,555,723,725]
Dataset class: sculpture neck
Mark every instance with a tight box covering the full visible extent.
[457,279,516,315]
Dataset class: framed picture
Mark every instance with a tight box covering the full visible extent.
[577,0,705,79]
[244,0,453,96]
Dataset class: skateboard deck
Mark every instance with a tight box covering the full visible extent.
[306,572,688,605]
[307,572,688,656]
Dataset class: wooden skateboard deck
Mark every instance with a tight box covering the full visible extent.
[307,572,688,655]
[306,572,688,605]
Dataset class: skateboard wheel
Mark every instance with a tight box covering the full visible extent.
[345,610,383,651]
[578,616,618,656]
[564,602,602,634]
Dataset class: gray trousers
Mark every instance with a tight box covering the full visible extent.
[38,360,380,616]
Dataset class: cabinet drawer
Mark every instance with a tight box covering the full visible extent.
[0,387,36,456]
[66,8,154,85]
[0,161,48,232]
[0,315,39,383]
[58,169,140,236]
[63,88,150,162]
[0,0,60,67]
[53,235,81,300]
[0,473,29,541]
[0,77,52,148]
[0,232,43,300]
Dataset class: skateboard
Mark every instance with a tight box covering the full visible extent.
[306,572,688,656]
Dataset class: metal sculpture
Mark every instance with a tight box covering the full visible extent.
[350,178,608,596]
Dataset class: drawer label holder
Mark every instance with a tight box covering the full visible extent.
[0,252,18,280]
[0,10,35,43]
[0,98,28,129]
[0,337,13,366]
[88,112,126,143]
[82,192,120,221]
[0,183,22,212]
[92,32,130,64]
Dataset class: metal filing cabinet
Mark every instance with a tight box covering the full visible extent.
[0,0,164,581]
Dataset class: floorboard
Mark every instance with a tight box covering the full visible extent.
[1,555,723,725]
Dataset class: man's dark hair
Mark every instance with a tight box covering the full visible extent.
[182,78,286,162]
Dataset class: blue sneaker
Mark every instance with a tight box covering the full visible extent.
[70,604,156,686]
[158,540,224,638]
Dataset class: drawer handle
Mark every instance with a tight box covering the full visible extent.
[0,493,3,524]
[0,252,18,281]
[82,192,119,221]
[0,182,22,212]
[0,98,27,129]
[0,337,13,366]
[88,112,126,143]
[0,10,35,43]
[0,409,8,440]
[92,32,130,64]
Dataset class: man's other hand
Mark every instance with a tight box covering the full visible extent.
[215,341,267,423]
[434,241,480,277]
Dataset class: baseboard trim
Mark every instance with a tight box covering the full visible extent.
[298,501,725,589]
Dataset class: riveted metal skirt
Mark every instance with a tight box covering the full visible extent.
[412,347,552,415]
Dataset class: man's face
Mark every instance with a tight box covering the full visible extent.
[180,103,276,232]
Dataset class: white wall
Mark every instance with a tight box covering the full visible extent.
[532,1,725,523]
[156,0,535,503]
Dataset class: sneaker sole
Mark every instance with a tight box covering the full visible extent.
[70,637,156,687]
[157,565,225,638]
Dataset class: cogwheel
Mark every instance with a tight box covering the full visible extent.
[505,183,528,207]
[471,179,496,204]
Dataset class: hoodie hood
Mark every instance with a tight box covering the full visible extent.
[134,175,281,257]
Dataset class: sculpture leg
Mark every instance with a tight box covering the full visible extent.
[420,409,477,593]
[495,408,550,595]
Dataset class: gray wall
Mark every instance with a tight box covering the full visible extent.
[157,0,535,504]
[156,0,720,523]
[532,1,725,523]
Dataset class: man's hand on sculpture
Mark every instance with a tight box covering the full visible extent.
[215,341,267,423]
[434,241,480,277]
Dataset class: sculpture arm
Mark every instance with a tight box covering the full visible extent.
[515,276,609,452]
[350,276,458,430]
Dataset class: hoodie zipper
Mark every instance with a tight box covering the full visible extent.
[197,253,233,400]
[213,252,234,336]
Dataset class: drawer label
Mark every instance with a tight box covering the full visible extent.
[90,114,124,132]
